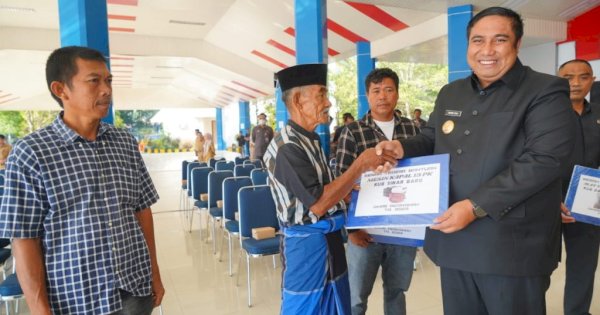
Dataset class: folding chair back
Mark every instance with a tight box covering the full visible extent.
[234,164,255,177]
[238,185,279,238]
[191,167,213,202]
[216,161,235,171]
[208,171,234,208]
[250,168,268,186]
[222,177,253,221]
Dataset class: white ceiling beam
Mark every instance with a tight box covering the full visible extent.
[371,14,448,59]
[0,26,274,88]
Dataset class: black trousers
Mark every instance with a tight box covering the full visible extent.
[440,268,550,315]
[563,222,600,315]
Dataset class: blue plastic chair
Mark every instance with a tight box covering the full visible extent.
[189,167,213,235]
[250,168,268,186]
[181,160,190,188]
[179,160,190,211]
[243,159,264,169]
[219,176,253,275]
[216,161,235,171]
[0,272,23,314]
[207,170,233,254]
[234,164,255,177]
[209,157,225,169]
[236,185,280,307]
[185,162,203,203]
[235,156,249,165]
[181,162,204,228]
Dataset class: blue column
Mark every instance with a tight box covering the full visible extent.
[58,0,114,124]
[216,108,225,150]
[295,0,331,157]
[275,83,288,131]
[448,5,473,82]
[239,101,251,156]
[357,41,375,118]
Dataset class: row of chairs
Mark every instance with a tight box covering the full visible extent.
[179,157,278,306]
[179,158,261,219]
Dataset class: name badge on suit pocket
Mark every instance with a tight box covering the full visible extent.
[444,110,462,117]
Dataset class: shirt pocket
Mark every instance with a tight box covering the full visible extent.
[114,161,138,206]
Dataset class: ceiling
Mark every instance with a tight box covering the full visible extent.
[1,0,598,111]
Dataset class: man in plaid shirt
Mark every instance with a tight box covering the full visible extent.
[0,46,164,314]
[336,68,419,315]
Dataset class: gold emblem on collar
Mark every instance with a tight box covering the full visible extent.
[442,120,455,134]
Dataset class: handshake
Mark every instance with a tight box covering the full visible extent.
[355,140,405,174]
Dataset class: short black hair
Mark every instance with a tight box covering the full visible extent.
[258,113,267,118]
[467,7,524,44]
[342,112,354,121]
[0,134,5,140]
[46,46,107,107]
[559,59,593,72]
[365,68,399,93]
[414,109,422,113]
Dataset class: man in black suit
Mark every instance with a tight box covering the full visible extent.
[379,7,576,314]
[558,59,600,315]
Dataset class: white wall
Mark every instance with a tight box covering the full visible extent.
[590,59,600,78]
[557,41,577,69]
[221,102,240,149]
[518,42,558,75]
[149,108,215,147]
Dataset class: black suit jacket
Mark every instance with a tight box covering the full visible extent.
[402,60,577,276]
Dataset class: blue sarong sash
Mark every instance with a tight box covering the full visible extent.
[280,214,350,315]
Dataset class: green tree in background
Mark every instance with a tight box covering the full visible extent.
[252,98,276,131]
[329,58,448,123]
[115,110,159,129]
[378,61,447,120]
[114,111,125,128]
[0,109,180,150]
[115,110,160,139]
[329,57,358,125]
[263,99,276,130]
[22,111,59,134]
[0,111,25,137]
[0,110,58,139]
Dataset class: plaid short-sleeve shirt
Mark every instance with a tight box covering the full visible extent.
[0,114,159,314]
[335,111,419,176]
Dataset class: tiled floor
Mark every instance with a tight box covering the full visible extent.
[11,152,600,314]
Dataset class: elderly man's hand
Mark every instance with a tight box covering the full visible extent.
[375,140,404,159]
[357,147,397,173]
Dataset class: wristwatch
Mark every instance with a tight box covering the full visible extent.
[470,199,488,219]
